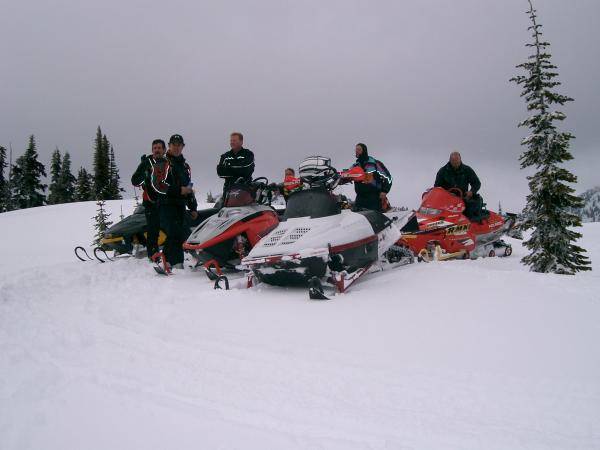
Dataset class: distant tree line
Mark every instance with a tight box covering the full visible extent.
[0,126,123,212]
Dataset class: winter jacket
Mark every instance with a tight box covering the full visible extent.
[350,151,392,197]
[131,154,163,203]
[434,162,481,196]
[150,153,198,211]
[216,148,255,193]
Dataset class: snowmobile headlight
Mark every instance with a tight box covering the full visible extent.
[418,207,442,215]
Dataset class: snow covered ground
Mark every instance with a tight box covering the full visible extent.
[1,200,599,450]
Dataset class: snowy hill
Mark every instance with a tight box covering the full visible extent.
[577,186,600,222]
[0,200,599,450]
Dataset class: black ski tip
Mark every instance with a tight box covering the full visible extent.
[309,288,330,300]
[205,267,220,281]
[214,275,230,290]
[74,246,92,261]
[308,277,329,300]
[154,266,170,276]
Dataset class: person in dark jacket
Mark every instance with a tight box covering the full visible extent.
[434,151,483,220]
[349,143,393,211]
[216,132,255,199]
[151,134,198,270]
[131,139,166,257]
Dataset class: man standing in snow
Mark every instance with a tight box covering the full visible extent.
[151,134,198,271]
[434,151,482,220]
[349,143,393,211]
[216,132,255,199]
[131,139,166,258]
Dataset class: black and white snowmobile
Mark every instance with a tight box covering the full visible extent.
[241,156,413,300]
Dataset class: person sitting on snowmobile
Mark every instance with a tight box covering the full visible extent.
[434,151,483,220]
[216,132,255,200]
[131,138,166,257]
[348,143,392,212]
[151,134,198,271]
[274,168,302,202]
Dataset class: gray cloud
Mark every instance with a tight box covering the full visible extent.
[1,0,598,212]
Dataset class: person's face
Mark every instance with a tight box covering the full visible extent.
[230,135,242,151]
[152,143,165,158]
[168,142,184,156]
[284,169,294,178]
[355,145,363,158]
[450,153,462,169]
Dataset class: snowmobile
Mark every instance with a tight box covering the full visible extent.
[181,177,281,280]
[240,156,413,300]
[399,187,516,261]
[75,203,214,263]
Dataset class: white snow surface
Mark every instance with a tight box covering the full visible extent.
[1,200,599,450]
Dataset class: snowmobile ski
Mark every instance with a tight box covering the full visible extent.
[154,265,171,276]
[151,251,172,275]
[214,275,230,290]
[74,246,93,261]
[93,247,114,263]
[308,277,330,300]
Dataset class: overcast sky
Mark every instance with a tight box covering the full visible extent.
[1,0,599,211]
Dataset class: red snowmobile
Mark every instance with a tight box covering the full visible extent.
[180,178,281,281]
[399,187,515,261]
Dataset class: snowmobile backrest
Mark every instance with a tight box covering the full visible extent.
[224,184,256,207]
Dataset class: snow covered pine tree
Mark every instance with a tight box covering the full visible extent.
[511,0,591,274]
[92,199,113,247]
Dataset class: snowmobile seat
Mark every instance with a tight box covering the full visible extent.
[355,210,392,234]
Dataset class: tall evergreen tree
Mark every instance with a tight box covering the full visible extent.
[107,145,123,199]
[75,167,93,201]
[0,146,8,212]
[59,152,76,203]
[47,147,63,204]
[93,126,110,200]
[10,135,47,209]
[511,0,591,274]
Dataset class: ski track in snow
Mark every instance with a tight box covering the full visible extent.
[1,200,599,449]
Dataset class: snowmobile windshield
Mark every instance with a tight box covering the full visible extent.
[224,185,255,207]
[134,205,145,214]
[283,189,341,220]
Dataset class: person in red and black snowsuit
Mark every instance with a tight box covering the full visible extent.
[131,139,165,257]
[151,134,198,269]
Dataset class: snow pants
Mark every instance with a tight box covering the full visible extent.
[143,201,160,257]
[160,203,186,266]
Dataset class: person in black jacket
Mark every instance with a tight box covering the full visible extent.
[216,132,255,199]
[131,139,166,257]
[434,151,483,220]
[151,134,198,270]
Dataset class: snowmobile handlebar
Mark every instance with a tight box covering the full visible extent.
[448,187,464,198]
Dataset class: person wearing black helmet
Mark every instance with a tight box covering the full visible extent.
[151,134,198,271]
[131,138,166,257]
[349,143,393,211]
[216,132,255,199]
